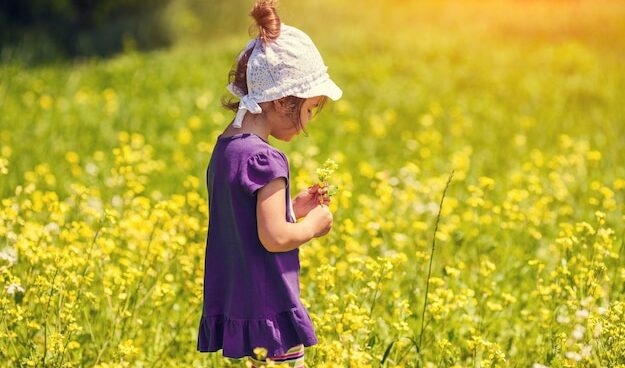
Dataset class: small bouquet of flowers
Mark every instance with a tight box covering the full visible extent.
[316,159,339,204]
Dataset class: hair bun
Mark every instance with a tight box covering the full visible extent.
[250,0,281,44]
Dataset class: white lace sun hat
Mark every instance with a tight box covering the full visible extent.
[227,23,343,128]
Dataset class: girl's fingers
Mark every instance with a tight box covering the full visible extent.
[318,193,330,203]
[311,184,328,198]
[309,183,321,194]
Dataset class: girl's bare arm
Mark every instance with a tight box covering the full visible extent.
[256,178,315,252]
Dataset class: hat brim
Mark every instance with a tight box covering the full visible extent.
[294,78,343,101]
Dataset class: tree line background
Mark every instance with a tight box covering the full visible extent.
[0,0,251,64]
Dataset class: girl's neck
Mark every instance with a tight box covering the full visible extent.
[222,117,271,142]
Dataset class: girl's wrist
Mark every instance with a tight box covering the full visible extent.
[300,218,316,241]
[291,198,301,219]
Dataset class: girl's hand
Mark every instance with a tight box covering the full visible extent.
[292,183,330,219]
[304,203,333,238]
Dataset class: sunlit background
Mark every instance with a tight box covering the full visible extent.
[1,0,625,367]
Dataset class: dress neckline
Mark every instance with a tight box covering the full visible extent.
[217,132,270,144]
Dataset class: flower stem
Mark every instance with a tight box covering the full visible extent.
[416,170,454,366]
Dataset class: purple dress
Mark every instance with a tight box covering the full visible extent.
[196,132,318,359]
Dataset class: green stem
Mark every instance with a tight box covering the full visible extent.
[56,217,105,368]
[0,305,20,365]
[416,170,454,366]
[42,266,60,367]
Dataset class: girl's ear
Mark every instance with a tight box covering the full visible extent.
[272,98,289,114]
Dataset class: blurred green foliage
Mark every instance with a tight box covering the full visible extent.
[0,0,267,65]
[167,0,252,42]
[0,0,173,63]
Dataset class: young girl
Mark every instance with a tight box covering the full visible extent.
[196,1,342,367]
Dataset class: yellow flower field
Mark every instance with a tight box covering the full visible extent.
[1,0,624,367]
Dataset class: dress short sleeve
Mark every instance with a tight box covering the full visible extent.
[241,149,289,196]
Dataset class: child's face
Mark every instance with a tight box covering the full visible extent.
[271,95,325,141]
[299,96,325,132]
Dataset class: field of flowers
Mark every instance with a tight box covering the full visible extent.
[1,0,625,367]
